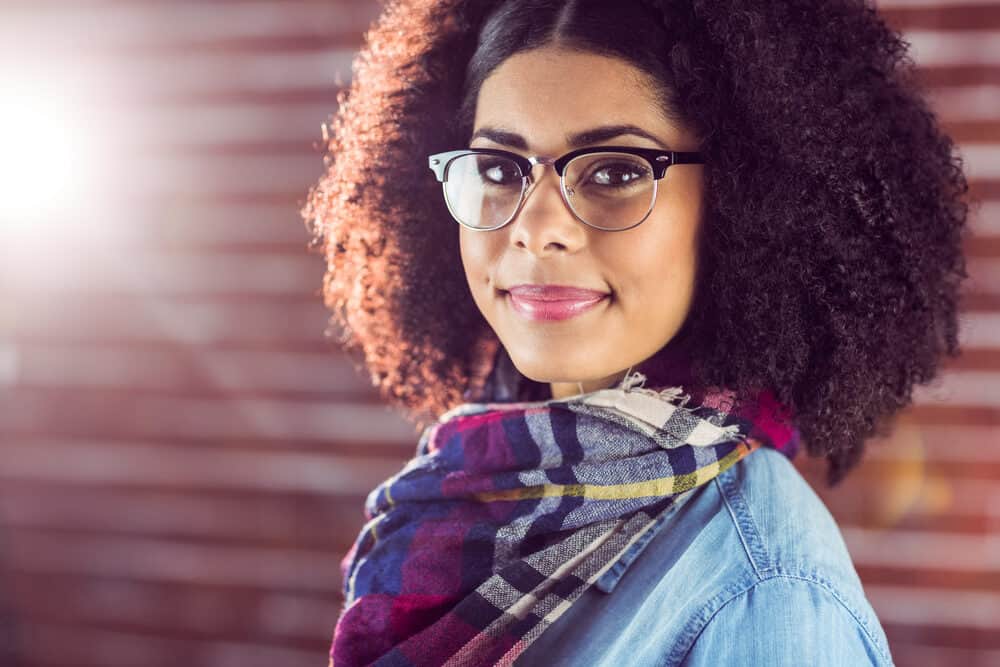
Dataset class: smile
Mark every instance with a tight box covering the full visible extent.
[504,285,610,322]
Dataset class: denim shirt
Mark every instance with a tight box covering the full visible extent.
[513,446,896,666]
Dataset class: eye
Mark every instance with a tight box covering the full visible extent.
[588,161,650,187]
[477,158,522,186]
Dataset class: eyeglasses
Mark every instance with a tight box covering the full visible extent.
[427,145,704,232]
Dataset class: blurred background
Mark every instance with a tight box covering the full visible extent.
[0,1,997,666]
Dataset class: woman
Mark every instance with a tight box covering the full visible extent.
[301,0,968,665]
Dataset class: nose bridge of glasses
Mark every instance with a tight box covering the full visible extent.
[524,155,558,181]
[510,156,585,243]
[521,155,568,205]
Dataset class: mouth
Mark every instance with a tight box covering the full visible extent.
[500,284,611,322]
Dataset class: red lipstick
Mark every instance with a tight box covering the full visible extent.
[505,284,609,321]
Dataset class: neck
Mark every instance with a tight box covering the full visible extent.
[549,367,631,400]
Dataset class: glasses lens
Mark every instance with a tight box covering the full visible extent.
[563,152,655,230]
[444,154,524,229]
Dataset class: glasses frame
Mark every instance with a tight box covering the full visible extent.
[427,145,705,232]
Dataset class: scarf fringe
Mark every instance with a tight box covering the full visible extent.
[614,369,745,443]
[618,369,686,403]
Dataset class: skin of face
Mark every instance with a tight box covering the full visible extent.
[460,45,706,400]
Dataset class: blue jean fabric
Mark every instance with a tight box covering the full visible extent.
[513,446,895,666]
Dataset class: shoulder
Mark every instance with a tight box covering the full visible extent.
[715,446,874,592]
[512,446,896,667]
[671,447,895,666]
[677,572,895,666]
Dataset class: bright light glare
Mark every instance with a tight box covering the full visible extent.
[0,74,105,235]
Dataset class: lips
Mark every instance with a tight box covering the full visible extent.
[504,284,610,321]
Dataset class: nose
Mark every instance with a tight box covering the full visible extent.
[507,162,587,255]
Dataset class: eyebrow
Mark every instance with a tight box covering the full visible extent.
[469,124,670,150]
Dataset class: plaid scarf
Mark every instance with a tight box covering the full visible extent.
[331,369,799,666]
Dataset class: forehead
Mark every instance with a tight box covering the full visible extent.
[473,46,679,151]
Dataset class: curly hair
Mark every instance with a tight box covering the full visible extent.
[300,0,970,488]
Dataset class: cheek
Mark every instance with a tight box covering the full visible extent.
[647,187,703,295]
[653,231,698,285]
[459,228,500,300]
[459,229,472,277]
[459,228,483,285]
[604,232,700,367]
[610,217,700,308]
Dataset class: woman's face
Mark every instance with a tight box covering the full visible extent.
[461,45,706,398]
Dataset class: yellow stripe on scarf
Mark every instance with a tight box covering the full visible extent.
[473,439,759,502]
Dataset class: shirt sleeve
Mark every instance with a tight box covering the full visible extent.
[678,574,894,666]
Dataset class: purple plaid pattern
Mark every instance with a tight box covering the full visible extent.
[331,378,799,666]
